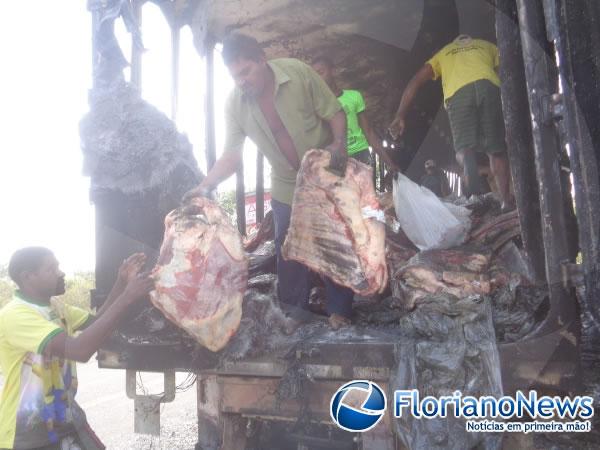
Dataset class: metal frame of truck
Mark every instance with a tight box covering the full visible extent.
[88,1,600,448]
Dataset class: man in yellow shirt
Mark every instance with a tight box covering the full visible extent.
[389,35,513,211]
[0,248,153,449]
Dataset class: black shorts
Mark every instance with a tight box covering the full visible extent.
[350,149,372,165]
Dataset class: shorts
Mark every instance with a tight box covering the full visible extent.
[445,79,507,154]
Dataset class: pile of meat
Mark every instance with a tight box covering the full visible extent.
[150,197,248,352]
[282,149,387,296]
[385,194,547,343]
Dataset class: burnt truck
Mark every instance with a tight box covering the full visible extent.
[79,0,600,449]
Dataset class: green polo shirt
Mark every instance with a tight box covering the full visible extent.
[224,58,342,205]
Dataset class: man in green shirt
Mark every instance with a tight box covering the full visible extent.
[184,34,354,329]
[312,56,399,172]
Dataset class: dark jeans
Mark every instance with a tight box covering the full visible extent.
[271,199,355,319]
[350,148,372,165]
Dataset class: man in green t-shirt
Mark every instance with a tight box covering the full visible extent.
[184,34,355,329]
[0,247,153,449]
[312,56,399,172]
[389,35,514,212]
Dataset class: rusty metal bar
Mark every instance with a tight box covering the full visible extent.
[256,152,265,224]
[516,0,576,332]
[170,25,180,121]
[495,0,547,282]
[372,152,378,191]
[378,153,385,192]
[205,43,217,171]
[236,164,246,235]
[545,0,600,327]
[130,0,143,89]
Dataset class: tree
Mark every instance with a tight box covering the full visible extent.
[217,190,237,223]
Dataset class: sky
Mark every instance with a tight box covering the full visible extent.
[0,2,263,274]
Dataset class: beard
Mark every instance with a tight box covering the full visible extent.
[54,279,66,296]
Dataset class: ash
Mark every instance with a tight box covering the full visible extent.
[80,80,201,199]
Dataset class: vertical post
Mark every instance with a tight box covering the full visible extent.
[91,8,99,89]
[205,43,217,171]
[372,153,378,191]
[516,0,575,331]
[545,0,600,327]
[256,152,265,224]
[170,25,180,121]
[378,153,385,192]
[130,0,143,89]
[495,0,547,282]
[236,164,246,235]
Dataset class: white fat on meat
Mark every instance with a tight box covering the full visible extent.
[151,197,248,351]
[282,149,387,296]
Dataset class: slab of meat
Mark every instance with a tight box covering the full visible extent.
[244,210,274,252]
[396,247,491,299]
[150,197,248,351]
[282,149,387,295]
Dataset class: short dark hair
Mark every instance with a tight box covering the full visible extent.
[8,247,54,286]
[222,33,265,66]
[312,55,334,69]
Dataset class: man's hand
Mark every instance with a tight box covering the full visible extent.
[182,185,213,204]
[325,142,348,177]
[388,116,406,140]
[120,273,154,306]
[117,253,146,284]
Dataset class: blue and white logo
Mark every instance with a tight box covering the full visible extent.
[330,380,387,432]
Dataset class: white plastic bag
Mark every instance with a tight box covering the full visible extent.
[393,173,471,250]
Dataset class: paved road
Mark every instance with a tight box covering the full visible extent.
[1,358,199,450]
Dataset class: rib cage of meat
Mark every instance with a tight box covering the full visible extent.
[150,197,248,351]
[282,149,387,296]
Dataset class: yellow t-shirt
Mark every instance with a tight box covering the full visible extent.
[0,291,90,449]
[427,37,500,101]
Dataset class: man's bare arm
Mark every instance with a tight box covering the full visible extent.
[389,64,435,138]
[183,151,243,200]
[44,275,154,362]
[325,110,348,175]
[358,112,399,171]
[326,110,348,154]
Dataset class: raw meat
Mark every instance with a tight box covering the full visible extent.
[244,210,274,252]
[396,247,491,299]
[282,149,387,296]
[150,197,248,351]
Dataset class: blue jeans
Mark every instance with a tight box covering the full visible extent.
[271,199,355,320]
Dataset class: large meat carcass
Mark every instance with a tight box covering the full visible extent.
[151,197,248,351]
[282,149,387,296]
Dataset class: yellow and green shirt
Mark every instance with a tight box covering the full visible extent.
[427,37,500,101]
[0,291,90,449]
[337,90,370,156]
[224,58,342,205]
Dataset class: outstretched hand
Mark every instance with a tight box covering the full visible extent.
[121,272,154,306]
[182,185,212,204]
[117,253,146,283]
[388,116,406,140]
